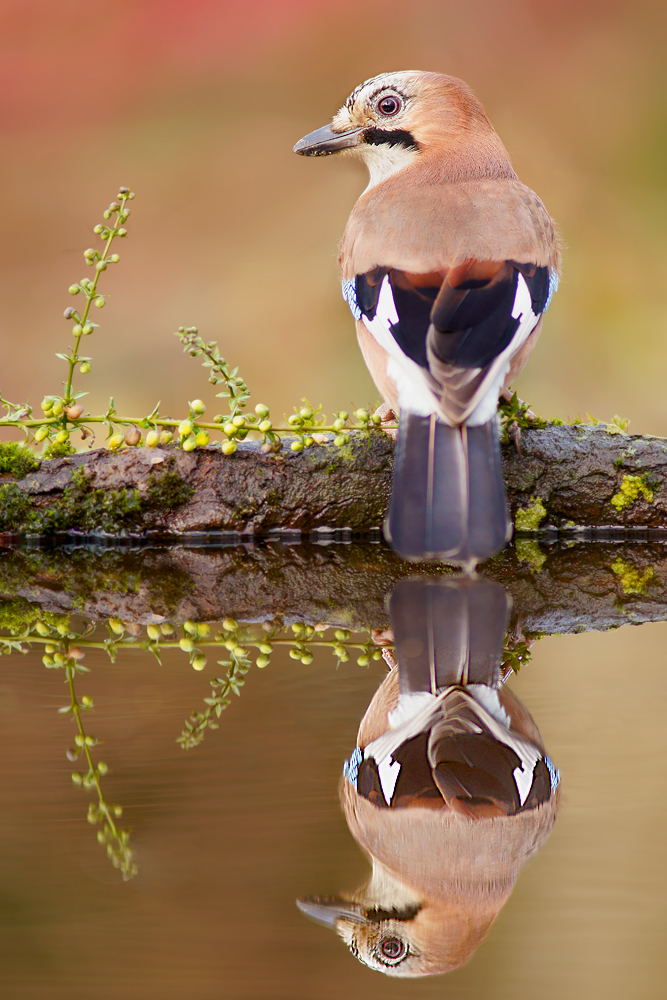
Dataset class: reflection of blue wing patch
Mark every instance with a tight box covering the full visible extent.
[545,754,560,793]
[343,745,363,788]
[342,280,362,321]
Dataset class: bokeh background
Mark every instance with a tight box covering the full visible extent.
[1,0,667,435]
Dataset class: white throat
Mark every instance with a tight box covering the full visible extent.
[360,143,419,191]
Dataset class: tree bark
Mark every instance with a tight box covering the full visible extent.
[1,422,667,538]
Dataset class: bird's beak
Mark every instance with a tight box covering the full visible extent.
[293,124,364,156]
[296,896,366,928]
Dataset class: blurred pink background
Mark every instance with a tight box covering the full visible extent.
[1,0,666,434]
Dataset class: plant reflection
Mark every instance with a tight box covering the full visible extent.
[298,577,560,977]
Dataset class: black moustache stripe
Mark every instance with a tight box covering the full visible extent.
[364,127,419,151]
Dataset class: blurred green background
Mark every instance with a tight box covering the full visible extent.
[2,0,667,436]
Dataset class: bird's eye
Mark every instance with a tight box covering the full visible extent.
[378,936,407,964]
[376,94,402,116]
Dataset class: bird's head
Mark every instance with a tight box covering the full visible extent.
[293,71,511,188]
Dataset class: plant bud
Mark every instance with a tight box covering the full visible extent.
[82,324,93,335]
[81,696,94,707]
[83,248,96,259]
[52,400,64,415]
[183,620,197,634]
[95,261,107,271]
[103,210,111,219]
[108,253,119,263]
[69,646,84,660]
[145,430,159,448]
[94,296,105,308]
[69,285,80,295]
[109,618,124,634]
[119,186,129,194]
[182,436,197,452]
[93,224,104,234]
[42,654,55,667]
[195,430,209,447]
[288,414,301,426]
[221,440,237,456]
[124,426,141,446]
[304,436,314,447]
[334,434,346,447]
[109,202,120,212]
[35,621,50,636]
[117,227,127,237]
[258,420,272,433]
[256,654,270,669]
[107,433,124,450]
[40,397,53,412]
[301,653,313,665]
[338,411,349,421]
[191,655,206,671]
[222,617,238,632]
[260,442,272,454]
[355,409,369,421]
[178,419,194,437]
[72,772,83,786]
[232,415,245,428]
[72,325,83,337]
[147,624,161,640]
[357,655,370,666]
[179,637,194,652]
[63,307,76,320]
[160,622,174,635]
[190,399,205,415]
[65,404,84,420]
[80,362,91,374]
[233,646,247,658]
[97,761,108,775]
[159,430,173,445]
[291,440,304,452]
[223,422,235,436]
[197,623,210,637]
[333,418,345,431]
[299,407,313,419]
[54,430,69,444]
[255,403,270,418]
[371,413,382,425]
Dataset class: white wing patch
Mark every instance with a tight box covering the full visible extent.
[377,756,402,805]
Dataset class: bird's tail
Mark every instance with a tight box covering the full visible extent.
[389,577,511,694]
[385,412,511,565]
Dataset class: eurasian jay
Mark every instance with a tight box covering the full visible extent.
[294,72,560,566]
[297,577,560,976]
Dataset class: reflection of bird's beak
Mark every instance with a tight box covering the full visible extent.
[293,124,364,156]
[296,896,366,928]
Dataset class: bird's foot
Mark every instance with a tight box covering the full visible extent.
[499,387,536,422]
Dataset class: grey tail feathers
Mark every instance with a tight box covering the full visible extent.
[385,412,511,565]
[389,577,511,695]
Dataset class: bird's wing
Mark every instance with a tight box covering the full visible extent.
[344,258,557,425]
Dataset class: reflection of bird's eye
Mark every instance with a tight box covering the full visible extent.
[376,95,401,116]
[378,936,407,963]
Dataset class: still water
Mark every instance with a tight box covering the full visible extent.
[0,539,665,999]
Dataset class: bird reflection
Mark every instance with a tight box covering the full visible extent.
[298,577,560,976]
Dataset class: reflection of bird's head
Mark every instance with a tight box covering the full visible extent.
[293,71,511,187]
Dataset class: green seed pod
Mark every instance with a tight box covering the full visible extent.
[255,403,270,418]
[81,696,94,708]
[233,646,247,657]
[221,440,237,456]
[197,623,210,637]
[72,773,83,786]
[338,411,349,421]
[95,261,107,272]
[357,655,370,666]
[147,624,161,640]
[371,413,382,425]
[42,654,55,667]
[34,621,49,636]
[107,433,124,450]
[69,284,80,295]
[182,435,197,452]
[337,650,349,662]
[159,430,173,445]
[34,426,49,442]
[74,734,85,747]
[289,648,301,659]
[117,227,128,237]
[83,248,96,259]
[114,805,123,817]
[288,414,301,426]
[258,419,272,433]
[40,397,53,412]
[103,210,111,219]
[94,296,105,308]
[44,643,56,654]
[79,361,91,374]
[97,761,108,775]
[259,643,272,655]
[223,422,236,436]
[224,638,237,650]
[93,224,104,234]
[232,415,245,428]
[160,622,174,635]
[335,630,350,641]
[334,434,346,447]
[183,620,197,634]
[124,426,141,447]
[190,399,205,415]
[355,409,369,421]
[108,253,119,263]
[179,637,194,653]
[54,652,66,665]
[291,440,304,452]
[299,407,313,419]
[222,617,238,632]
[178,419,194,437]
[301,653,314,665]
[304,436,314,447]
[109,618,124,634]
[191,655,207,671]
[145,430,159,448]
[256,654,270,669]
[82,324,93,335]
[195,430,209,447]
[54,430,69,444]
[372,649,383,660]
[52,401,64,415]
[72,325,83,337]
[333,418,345,431]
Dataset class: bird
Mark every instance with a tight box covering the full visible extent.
[297,577,560,976]
[293,71,560,566]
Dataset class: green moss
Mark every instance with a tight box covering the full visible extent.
[0,442,40,478]
[515,538,547,571]
[514,498,547,531]
[0,483,32,532]
[610,474,653,512]
[0,596,67,634]
[145,469,193,511]
[611,557,654,595]
[43,440,76,459]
